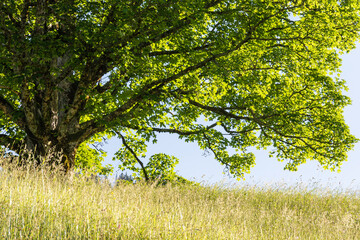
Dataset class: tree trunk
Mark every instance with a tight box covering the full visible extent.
[19,133,79,172]
[1,2,105,172]
[13,76,88,172]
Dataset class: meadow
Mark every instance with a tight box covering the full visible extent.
[0,163,359,239]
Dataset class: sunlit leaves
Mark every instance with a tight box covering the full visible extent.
[0,0,359,178]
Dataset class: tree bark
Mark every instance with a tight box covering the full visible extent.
[17,132,79,172]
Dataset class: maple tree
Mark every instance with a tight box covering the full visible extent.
[0,0,359,179]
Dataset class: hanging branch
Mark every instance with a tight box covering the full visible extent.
[115,130,149,182]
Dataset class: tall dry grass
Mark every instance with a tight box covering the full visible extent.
[0,157,359,239]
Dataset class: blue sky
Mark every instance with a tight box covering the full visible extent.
[102,43,360,191]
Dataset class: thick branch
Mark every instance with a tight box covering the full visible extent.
[188,99,250,121]
[151,123,218,135]
[123,122,219,136]
[220,123,259,136]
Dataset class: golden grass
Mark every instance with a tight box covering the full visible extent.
[0,166,359,239]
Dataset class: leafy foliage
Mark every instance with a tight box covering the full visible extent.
[75,142,113,175]
[0,0,359,179]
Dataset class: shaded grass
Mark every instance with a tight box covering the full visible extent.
[0,166,359,239]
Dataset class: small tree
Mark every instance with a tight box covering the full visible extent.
[0,0,358,178]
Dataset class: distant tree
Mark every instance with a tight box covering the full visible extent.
[0,0,359,179]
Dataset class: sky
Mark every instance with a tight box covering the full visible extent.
[102,43,360,191]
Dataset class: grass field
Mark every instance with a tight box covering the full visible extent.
[0,165,359,239]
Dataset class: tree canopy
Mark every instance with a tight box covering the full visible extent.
[0,0,359,179]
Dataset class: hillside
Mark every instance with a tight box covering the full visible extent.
[0,166,359,239]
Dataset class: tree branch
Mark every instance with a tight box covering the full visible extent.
[202,132,230,169]
[0,86,20,97]
[148,44,212,57]
[123,122,219,136]
[115,131,149,182]
[220,123,259,136]
[0,96,25,128]
[188,99,251,121]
